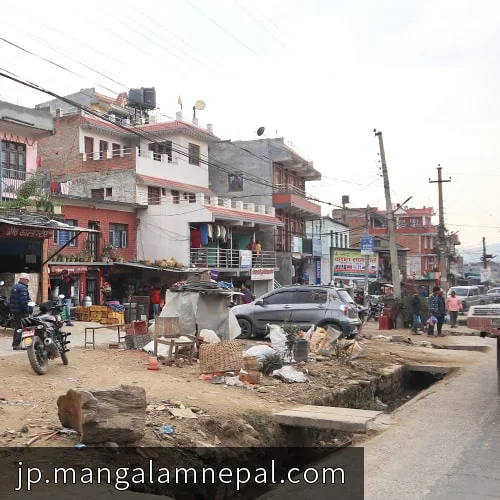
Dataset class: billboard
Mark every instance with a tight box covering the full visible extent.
[360,237,374,255]
[333,250,378,278]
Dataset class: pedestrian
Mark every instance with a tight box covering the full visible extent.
[419,286,428,298]
[446,290,462,328]
[58,270,76,326]
[240,283,253,304]
[428,286,446,337]
[410,293,422,334]
[150,287,161,317]
[9,273,31,350]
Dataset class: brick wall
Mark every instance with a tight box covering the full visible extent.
[47,204,137,261]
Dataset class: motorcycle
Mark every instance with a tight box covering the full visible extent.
[18,295,71,375]
[0,281,14,328]
[356,305,369,323]
[366,296,385,322]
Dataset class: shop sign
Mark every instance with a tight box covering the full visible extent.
[0,224,53,240]
[312,239,322,257]
[333,250,378,278]
[210,270,220,280]
[292,236,303,253]
[360,236,375,255]
[250,268,274,281]
[240,250,253,268]
[315,259,321,284]
[50,266,88,274]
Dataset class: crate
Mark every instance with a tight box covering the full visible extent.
[125,333,152,350]
[124,320,148,335]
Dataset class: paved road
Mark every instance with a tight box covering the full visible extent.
[364,336,499,500]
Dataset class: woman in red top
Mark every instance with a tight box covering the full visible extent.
[151,288,161,317]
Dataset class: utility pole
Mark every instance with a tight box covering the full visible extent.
[429,165,451,292]
[374,130,401,299]
[482,237,488,269]
[364,205,370,295]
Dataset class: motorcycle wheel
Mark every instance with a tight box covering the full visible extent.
[60,351,69,365]
[27,336,49,375]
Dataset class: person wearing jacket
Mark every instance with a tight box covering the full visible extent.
[428,286,446,336]
[446,290,462,328]
[150,287,161,317]
[240,283,253,304]
[58,270,76,326]
[10,273,31,350]
[410,293,422,334]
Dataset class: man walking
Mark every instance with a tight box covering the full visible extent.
[58,270,75,326]
[10,273,31,350]
[428,286,446,337]
[446,290,462,328]
[410,293,422,334]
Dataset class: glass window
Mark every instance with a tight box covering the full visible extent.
[188,143,200,165]
[265,290,296,304]
[109,223,128,249]
[1,140,27,179]
[296,289,328,304]
[54,219,77,247]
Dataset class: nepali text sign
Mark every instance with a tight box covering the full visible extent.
[315,258,321,284]
[251,268,274,281]
[360,236,374,255]
[0,224,53,240]
[333,250,378,278]
[240,250,253,268]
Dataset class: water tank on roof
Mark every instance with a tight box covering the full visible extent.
[128,88,144,107]
[143,87,156,109]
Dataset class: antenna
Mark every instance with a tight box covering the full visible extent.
[257,126,265,137]
[193,99,206,119]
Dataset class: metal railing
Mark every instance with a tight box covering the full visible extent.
[0,170,50,200]
[273,183,307,197]
[190,248,276,269]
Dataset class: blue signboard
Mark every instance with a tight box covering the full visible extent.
[315,258,321,284]
[360,236,375,255]
[312,239,322,257]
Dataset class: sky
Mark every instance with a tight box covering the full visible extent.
[0,0,499,258]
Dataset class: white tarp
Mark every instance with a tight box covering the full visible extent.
[158,290,240,341]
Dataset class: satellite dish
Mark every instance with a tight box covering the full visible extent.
[257,126,265,136]
[194,100,206,110]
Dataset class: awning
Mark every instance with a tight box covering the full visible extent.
[206,205,284,226]
[113,262,203,273]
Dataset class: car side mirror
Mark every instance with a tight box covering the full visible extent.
[255,299,265,306]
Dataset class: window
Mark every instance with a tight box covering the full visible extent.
[335,233,339,248]
[344,235,348,248]
[91,188,104,200]
[182,192,196,203]
[148,186,161,205]
[54,219,77,247]
[84,136,94,160]
[1,141,26,180]
[228,174,243,192]
[112,143,121,158]
[149,141,172,162]
[171,190,180,204]
[296,289,328,304]
[188,143,200,165]
[106,188,113,197]
[264,290,296,305]
[99,140,108,160]
[109,223,127,249]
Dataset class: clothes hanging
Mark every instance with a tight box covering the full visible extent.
[191,230,201,248]
[200,224,209,246]
[208,224,213,240]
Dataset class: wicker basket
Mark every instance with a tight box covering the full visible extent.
[199,340,244,374]
[125,333,152,350]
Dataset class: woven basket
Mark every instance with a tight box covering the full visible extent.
[199,341,244,374]
[125,333,152,350]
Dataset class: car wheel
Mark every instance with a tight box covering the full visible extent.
[237,318,253,339]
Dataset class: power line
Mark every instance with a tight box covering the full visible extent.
[247,0,287,36]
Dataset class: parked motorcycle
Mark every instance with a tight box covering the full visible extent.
[18,295,71,375]
[356,305,369,323]
[366,296,385,322]
[0,281,14,328]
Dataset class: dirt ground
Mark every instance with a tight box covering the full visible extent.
[0,321,491,449]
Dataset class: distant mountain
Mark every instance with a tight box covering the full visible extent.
[461,243,500,263]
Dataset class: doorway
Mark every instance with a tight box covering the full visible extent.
[88,222,100,261]
[86,277,98,306]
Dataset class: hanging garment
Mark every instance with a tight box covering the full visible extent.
[221,226,226,240]
[50,182,60,194]
[200,224,209,246]
[208,224,213,240]
[216,225,221,238]
[60,182,70,195]
[191,230,201,248]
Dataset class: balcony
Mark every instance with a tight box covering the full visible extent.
[0,170,50,201]
[190,248,276,270]
[272,184,321,217]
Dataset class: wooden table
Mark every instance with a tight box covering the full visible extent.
[84,323,126,349]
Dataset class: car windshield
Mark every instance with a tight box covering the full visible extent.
[337,290,354,304]
[449,288,469,296]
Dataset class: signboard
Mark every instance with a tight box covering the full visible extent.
[333,250,378,278]
[480,267,491,283]
[0,224,53,240]
[250,268,274,281]
[360,237,375,255]
[315,258,321,284]
[209,270,220,280]
[50,266,88,274]
[407,255,422,277]
[240,250,253,269]
[312,239,322,257]
[292,237,303,253]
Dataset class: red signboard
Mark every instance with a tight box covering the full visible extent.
[0,224,53,240]
[50,266,88,274]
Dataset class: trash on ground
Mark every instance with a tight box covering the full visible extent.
[169,408,198,419]
[157,425,175,435]
[225,376,244,387]
[199,374,213,381]
[318,326,342,356]
[272,365,309,383]
[75,443,87,450]
[243,345,277,362]
[268,324,287,357]
[198,329,221,344]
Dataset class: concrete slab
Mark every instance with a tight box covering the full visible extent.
[438,344,490,352]
[274,405,382,433]
[405,364,455,374]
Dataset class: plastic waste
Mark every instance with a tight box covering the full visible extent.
[318,326,342,356]
[272,365,309,383]
[243,344,277,362]
[268,324,287,356]
[75,443,87,450]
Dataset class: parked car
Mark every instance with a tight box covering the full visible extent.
[487,287,500,303]
[232,285,361,339]
[447,285,491,312]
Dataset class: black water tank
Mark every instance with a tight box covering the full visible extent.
[143,87,156,109]
[128,88,144,107]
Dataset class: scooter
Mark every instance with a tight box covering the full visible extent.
[0,281,13,328]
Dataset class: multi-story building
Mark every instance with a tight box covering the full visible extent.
[209,138,321,286]
[37,100,282,296]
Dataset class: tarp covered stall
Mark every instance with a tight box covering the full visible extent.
[158,290,240,341]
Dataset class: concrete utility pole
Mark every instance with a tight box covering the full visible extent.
[364,206,370,295]
[429,165,451,291]
[374,130,401,299]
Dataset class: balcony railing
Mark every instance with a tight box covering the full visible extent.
[0,170,50,200]
[138,191,276,217]
[83,147,134,161]
[190,248,276,269]
[273,183,307,197]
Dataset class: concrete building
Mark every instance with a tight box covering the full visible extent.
[209,138,321,286]
[37,101,282,296]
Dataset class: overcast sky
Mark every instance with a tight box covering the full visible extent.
[1,0,498,256]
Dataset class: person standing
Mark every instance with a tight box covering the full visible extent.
[410,293,422,334]
[240,283,253,304]
[10,273,31,350]
[428,286,446,337]
[446,290,462,328]
[150,287,161,317]
[58,270,75,326]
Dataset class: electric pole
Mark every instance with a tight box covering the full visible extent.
[483,237,488,269]
[429,165,451,292]
[374,130,401,299]
[364,205,370,295]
